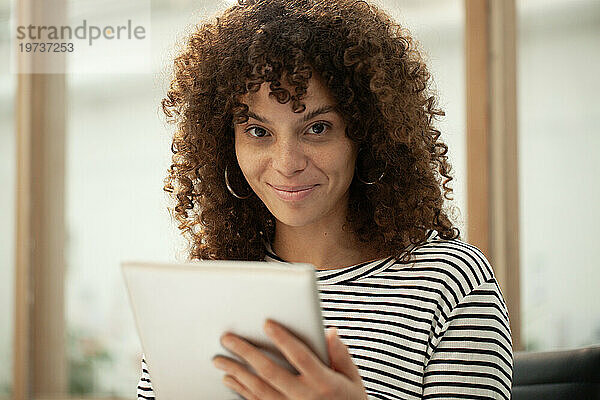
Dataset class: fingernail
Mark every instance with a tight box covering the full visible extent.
[264,320,276,335]
[221,334,234,348]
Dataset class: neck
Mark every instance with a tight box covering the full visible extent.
[272,212,382,270]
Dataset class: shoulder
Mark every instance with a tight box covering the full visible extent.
[412,233,495,285]
[385,231,501,310]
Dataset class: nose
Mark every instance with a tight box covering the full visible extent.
[271,136,308,177]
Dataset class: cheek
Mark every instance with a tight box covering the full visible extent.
[235,138,260,182]
[328,144,357,178]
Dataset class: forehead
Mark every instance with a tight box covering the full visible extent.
[239,72,337,110]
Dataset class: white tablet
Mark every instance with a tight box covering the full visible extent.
[122,260,329,400]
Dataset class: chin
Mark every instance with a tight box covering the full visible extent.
[268,207,319,228]
[273,213,314,227]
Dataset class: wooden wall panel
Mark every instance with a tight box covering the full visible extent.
[14,0,68,397]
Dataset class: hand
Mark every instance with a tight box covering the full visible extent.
[212,319,369,400]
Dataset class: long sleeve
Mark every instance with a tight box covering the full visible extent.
[422,279,513,399]
[137,354,156,400]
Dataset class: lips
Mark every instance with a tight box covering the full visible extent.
[269,184,318,201]
[270,184,317,192]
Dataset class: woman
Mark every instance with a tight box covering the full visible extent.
[137,0,513,399]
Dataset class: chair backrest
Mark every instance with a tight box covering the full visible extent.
[511,345,600,399]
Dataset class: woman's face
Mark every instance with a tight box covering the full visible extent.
[234,74,358,228]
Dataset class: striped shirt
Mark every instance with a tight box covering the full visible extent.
[137,231,513,399]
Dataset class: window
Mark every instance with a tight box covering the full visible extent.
[1,0,16,396]
[517,0,600,351]
[62,1,214,395]
[383,0,467,233]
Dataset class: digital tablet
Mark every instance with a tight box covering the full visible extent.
[122,260,328,400]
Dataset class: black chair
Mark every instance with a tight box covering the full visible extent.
[511,345,600,399]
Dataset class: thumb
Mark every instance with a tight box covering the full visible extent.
[326,328,362,382]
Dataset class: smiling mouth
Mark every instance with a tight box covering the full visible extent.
[269,184,318,192]
[268,184,319,201]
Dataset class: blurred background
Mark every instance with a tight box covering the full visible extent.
[0,0,598,398]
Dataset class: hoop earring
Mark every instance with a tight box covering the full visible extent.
[225,164,252,199]
[355,148,387,185]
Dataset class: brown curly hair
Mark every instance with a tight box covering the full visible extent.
[162,0,459,262]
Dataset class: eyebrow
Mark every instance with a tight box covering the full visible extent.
[246,104,337,125]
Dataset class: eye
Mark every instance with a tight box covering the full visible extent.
[246,126,270,138]
[307,122,330,135]
[244,122,330,138]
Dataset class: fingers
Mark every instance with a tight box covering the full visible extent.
[326,328,363,383]
[218,333,310,399]
[223,374,257,400]
[214,354,285,400]
[264,319,328,383]
[215,325,367,400]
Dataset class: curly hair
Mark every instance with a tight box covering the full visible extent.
[162,0,460,262]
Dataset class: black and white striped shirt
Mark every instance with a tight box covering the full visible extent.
[137,231,513,399]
